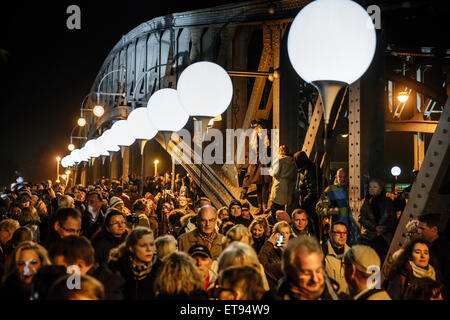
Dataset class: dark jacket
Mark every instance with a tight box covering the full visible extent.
[82,209,105,239]
[87,263,126,300]
[258,241,283,291]
[252,236,267,254]
[273,276,349,300]
[0,273,30,300]
[430,235,450,298]
[108,253,162,300]
[222,215,251,228]
[92,231,127,264]
[359,194,396,243]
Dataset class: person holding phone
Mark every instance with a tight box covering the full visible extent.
[258,221,295,291]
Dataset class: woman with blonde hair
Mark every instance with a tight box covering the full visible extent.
[258,220,295,291]
[154,251,208,299]
[216,241,270,292]
[223,224,253,249]
[155,234,178,260]
[249,217,271,254]
[0,241,51,299]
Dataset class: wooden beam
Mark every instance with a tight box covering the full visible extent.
[386,121,438,133]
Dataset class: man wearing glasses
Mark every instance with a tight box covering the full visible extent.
[43,207,82,249]
[323,221,351,294]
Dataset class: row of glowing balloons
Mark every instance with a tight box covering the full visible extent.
[60,61,233,168]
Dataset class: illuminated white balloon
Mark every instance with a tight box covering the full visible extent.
[128,107,158,140]
[100,129,120,152]
[71,149,82,163]
[94,138,109,156]
[287,0,376,84]
[85,139,100,158]
[177,61,233,117]
[79,146,90,162]
[110,120,135,147]
[147,88,189,132]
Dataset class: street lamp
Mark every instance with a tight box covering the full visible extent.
[154,160,159,177]
[287,0,376,190]
[128,107,158,195]
[56,156,61,182]
[146,88,189,149]
[397,91,409,103]
[391,166,401,190]
[77,117,87,127]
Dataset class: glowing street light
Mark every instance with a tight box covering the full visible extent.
[154,159,159,177]
[68,143,75,151]
[397,91,409,103]
[92,105,105,117]
[391,166,401,190]
[56,156,61,182]
[77,117,87,127]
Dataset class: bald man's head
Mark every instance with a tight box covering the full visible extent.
[197,206,218,235]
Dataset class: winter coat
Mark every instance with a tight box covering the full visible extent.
[87,263,126,300]
[0,273,30,300]
[108,253,162,300]
[134,211,159,238]
[359,194,396,243]
[82,209,105,239]
[92,231,127,264]
[252,236,267,254]
[269,155,297,206]
[178,230,225,260]
[322,240,350,294]
[258,241,283,291]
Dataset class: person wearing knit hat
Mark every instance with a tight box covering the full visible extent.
[340,245,391,300]
[109,196,130,216]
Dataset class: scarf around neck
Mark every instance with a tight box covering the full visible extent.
[409,260,436,280]
[130,255,154,280]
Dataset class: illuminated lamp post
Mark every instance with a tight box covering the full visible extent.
[287,0,376,191]
[391,166,401,191]
[128,107,158,195]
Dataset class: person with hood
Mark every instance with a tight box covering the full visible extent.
[222,200,249,227]
[108,227,162,299]
[82,191,106,239]
[269,145,297,212]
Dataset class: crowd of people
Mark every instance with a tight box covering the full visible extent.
[0,155,448,301]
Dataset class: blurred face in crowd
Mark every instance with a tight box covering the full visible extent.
[114,202,126,213]
[74,191,85,202]
[193,254,212,279]
[55,216,82,238]
[331,223,348,249]
[0,228,13,245]
[130,234,155,265]
[290,252,325,298]
[106,214,127,239]
[336,169,348,187]
[17,249,41,285]
[369,181,382,197]
[411,242,430,268]
[418,222,438,243]
[218,209,229,221]
[251,223,265,240]
[293,212,308,232]
[242,207,250,219]
[230,205,241,218]
[162,203,171,216]
[87,194,102,213]
[178,196,187,208]
[197,207,218,235]
[11,206,21,217]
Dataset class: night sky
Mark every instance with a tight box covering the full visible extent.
[0,0,239,189]
[0,0,449,189]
